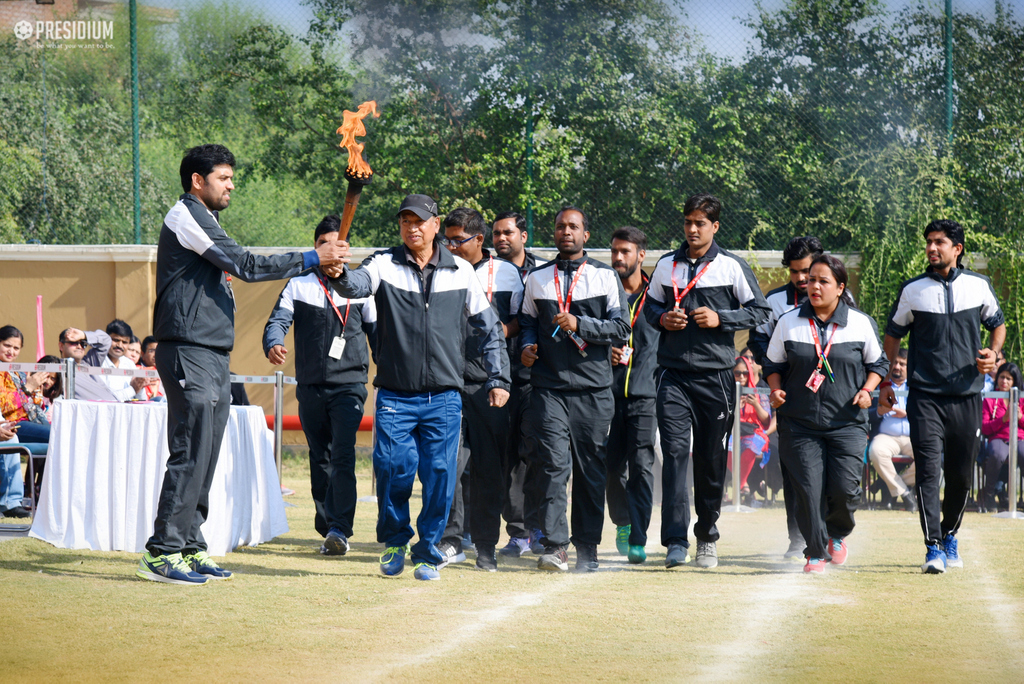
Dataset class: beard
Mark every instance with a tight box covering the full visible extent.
[613,261,639,278]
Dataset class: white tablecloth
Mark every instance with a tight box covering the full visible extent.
[29,400,288,556]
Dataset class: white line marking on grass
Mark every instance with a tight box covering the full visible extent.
[367,576,581,681]
[698,572,815,683]
[959,530,1024,671]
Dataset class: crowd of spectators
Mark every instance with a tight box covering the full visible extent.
[0,319,162,518]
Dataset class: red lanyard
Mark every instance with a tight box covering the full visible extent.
[630,290,647,328]
[318,276,351,328]
[486,256,495,303]
[671,261,709,308]
[808,319,837,370]
[554,262,587,314]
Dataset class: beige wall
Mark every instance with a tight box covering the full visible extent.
[0,245,817,447]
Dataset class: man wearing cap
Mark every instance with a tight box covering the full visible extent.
[328,195,511,581]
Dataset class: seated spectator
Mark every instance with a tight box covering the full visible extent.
[868,349,917,512]
[90,320,147,401]
[0,420,28,518]
[730,354,774,506]
[979,362,1024,511]
[138,336,164,401]
[126,336,143,365]
[0,325,52,445]
[20,354,62,497]
[58,327,118,401]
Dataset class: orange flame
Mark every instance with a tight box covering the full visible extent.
[337,101,380,178]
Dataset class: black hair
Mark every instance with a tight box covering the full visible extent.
[555,205,589,233]
[923,219,965,268]
[995,362,1023,390]
[896,348,909,360]
[130,335,140,345]
[444,207,487,236]
[37,354,63,400]
[314,215,342,240]
[810,254,855,306]
[142,336,158,353]
[782,236,825,267]
[180,144,236,193]
[106,319,133,339]
[611,226,648,253]
[493,211,527,234]
[0,325,23,344]
[683,193,721,224]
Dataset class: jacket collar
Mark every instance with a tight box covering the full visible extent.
[180,193,219,222]
[473,248,492,269]
[798,297,850,327]
[672,240,720,265]
[392,238,457,270]
[785,281,805,307]
[555,251,589,271]
[925,265,961,283]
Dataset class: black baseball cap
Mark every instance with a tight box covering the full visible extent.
[396,194,439,220]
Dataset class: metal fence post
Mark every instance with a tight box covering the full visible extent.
[63,358,75,399]
[731,380,743,513]
[273,370,284,484]
[996,386,1022,519]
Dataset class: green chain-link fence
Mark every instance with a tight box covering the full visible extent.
[2,0,1023,347]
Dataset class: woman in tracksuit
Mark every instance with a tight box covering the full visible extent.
[764,255,888,574]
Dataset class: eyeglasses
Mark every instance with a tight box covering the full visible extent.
[442,235,477,248]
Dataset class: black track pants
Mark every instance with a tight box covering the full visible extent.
[605,395,657,546]
[148,342,230,556]
[778,420,866,559]
[908,391,981,546]
[657,368,734,546]
[503,384,540,539]
[443,382,510,547]
[521,386,614,548]
[297,382,366,538]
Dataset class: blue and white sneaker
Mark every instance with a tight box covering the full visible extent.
[136,552,208,586]
[414,562,440,581]
[436,540,466,569]
[498,537,531,558]
[380,545,409,577]
[921,544,947,574]
[943,533,963,569]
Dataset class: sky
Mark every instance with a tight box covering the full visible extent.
[140,0,1024,62]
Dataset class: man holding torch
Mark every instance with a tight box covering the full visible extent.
[327,195,510,581]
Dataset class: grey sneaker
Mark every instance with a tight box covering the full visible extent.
[665,543,690,568]
[695,540,718,568]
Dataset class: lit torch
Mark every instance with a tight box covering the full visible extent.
[336,100,380,241]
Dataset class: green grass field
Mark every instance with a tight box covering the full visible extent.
[2,456,1023,683]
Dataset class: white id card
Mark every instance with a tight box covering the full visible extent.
[328,336,346,360]
[618,346,634,365]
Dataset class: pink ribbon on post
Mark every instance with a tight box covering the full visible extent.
[36,295,45,360]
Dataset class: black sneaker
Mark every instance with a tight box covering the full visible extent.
[537,545,569,572]
[574,543,599,572]
[1,506,30,518]
[436,539,466,569]
[475,545,498,572]
[321,529,350,556]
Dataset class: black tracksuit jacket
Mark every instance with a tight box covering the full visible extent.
[764,299,890,431]
[153,193,319,351]
[644,241,770,372]
[885,267,1004,396]
[331,241,510,394]
[519,253,630,391]
[262,271,377,386]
